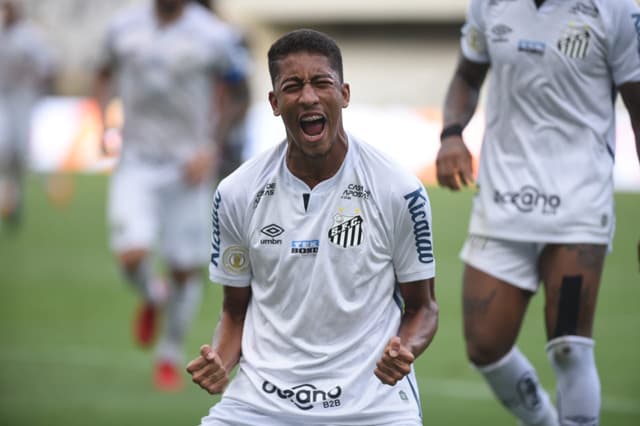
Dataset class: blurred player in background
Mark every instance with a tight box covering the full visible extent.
[187,29,439,425]
[193,0,252,180]
[436,0,640,425]
[93,0,249,391]
[0,0,56,229]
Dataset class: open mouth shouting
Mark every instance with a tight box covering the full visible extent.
[299,113,327,141]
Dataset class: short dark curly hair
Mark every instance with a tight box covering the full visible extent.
[267,29,344,85]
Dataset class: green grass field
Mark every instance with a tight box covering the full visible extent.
[1,174,639,425]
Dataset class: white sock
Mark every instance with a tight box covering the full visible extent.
[121,257,154,303]
[546,336,600,426]
[477,347,558,426]
[156,275,202,363]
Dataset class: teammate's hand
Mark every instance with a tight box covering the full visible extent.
[101,128,122,157]
[186,344,229,394]
[184,150,214,186]
[435,135,474,191]
[374,336,415,386]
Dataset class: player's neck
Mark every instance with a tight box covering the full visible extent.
[534,0,546,8]
[155,6,185,26]
[286,138,348,190]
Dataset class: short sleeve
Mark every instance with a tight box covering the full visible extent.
[208,187,252,287]
[604,0,640,85]
[460,0,490,63]
[391,183,436,284]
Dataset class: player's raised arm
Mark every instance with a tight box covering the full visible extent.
[187,285,250,394]
[375,278,438,386]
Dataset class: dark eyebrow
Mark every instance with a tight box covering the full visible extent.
[280,73,337,85]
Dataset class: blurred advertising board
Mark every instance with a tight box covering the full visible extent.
[29,96,640,191]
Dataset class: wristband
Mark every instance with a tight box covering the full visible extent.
[440,123,464,141]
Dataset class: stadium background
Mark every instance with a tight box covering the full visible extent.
[1,1,639,425]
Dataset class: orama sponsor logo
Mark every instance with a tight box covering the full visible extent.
[494,185,561,214]
[210,191,222,267]
[403,187,434,264]
[262,381,342,411]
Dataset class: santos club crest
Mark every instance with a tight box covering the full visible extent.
[328,210,364,248]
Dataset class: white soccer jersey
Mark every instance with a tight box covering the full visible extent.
[97,2,248,163]
[0,20,55,149]
[208,134,435,424]
[460,0,640,244]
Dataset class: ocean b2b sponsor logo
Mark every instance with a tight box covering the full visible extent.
[403,187,434,264]
[494,186,561,214]
[262,381,342,411]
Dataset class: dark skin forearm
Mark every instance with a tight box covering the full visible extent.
[374,278,438,385]
[442,56,489,128]
[618,81,640,165]
[397,278,439,357]
[211,285,251,372]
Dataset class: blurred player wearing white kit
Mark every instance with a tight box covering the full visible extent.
[0,0,56,228]
[94,0,249,391]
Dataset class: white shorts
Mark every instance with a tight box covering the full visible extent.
[201,368,422,426]
[460,235,545,292]
[108,160,213,269]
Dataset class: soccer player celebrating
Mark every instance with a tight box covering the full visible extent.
[436,0,640,425]
[93,0,249,391]
[187,29,439,425]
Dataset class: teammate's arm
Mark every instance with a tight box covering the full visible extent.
[618,81,640,271]
[186,285,250,394]
[436,56,489,190]
[92,66,118,156]
[374,278,438,386]
[618,81,640,165]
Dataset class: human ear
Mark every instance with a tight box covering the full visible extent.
[268,91,280,116]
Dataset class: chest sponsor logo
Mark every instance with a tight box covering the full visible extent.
[210,191,222,267]
[518,39,546,56]
[557,25,591,59]
[262,381,342,411]
[633,13,640,58]
[260,224,284,245]
[494,186,561,214]
[569,1,599,18]
[222,246,249,274]
[291,240,319,255]
[253,182,276,208]
[341,183,371,200]
[328,210,364,248]
[403,187,434,264]
[491,24,513,43]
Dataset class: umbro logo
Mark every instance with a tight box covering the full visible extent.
[260,224,284,245]
[261,224,284,238]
